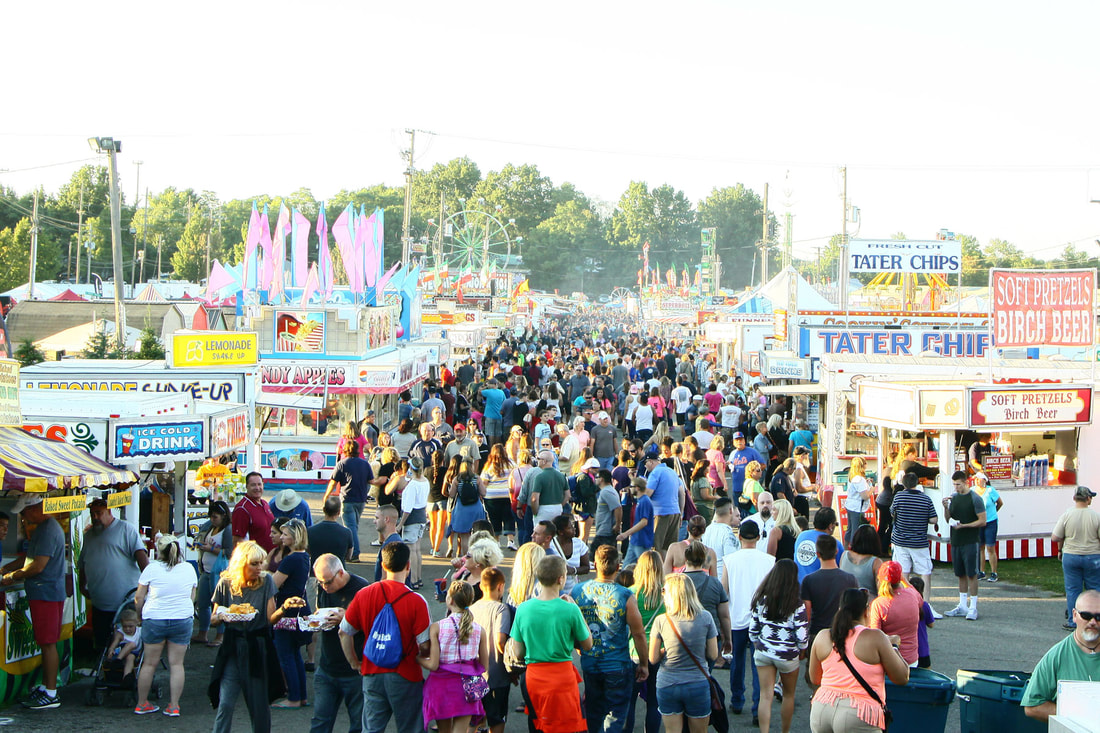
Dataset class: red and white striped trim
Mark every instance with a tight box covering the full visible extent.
[928,537,1061,562]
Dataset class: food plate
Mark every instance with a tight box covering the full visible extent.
[222,612,257,622]
[298,607,341,631]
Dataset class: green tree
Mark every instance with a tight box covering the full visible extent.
[171,202,209,282]
[956,234,987,286]
[697,184,776,290]
[14,339,45,367]
[471,163,554,240]
[136,327,165,359]
[131,187,196,279]
[1052,242,1095,269]
[984,238,1041,270]
[0,218,33,291]
[524,199,605,293]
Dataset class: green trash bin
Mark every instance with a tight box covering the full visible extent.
[956,670,1046,733]
[884,667,956,733]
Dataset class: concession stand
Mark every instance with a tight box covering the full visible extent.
[847,363,1094,559]
[0,428,137,706]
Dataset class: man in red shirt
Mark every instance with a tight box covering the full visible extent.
[339,542,431,733]
[232,472,275,551]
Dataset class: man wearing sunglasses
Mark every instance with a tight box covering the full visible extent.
[1022,589,1100,722]
[310,554,368,733]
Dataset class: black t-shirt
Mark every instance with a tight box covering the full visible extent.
[331,456,374,503]
[801,567,858,635]
[308,521,354,564]
[376,462,398,507]
[317,573,370,677]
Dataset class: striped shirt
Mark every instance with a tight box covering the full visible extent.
[890,489,937,548]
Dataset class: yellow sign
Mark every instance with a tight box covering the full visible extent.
[0,358,19,426]
[43,494,86,514]
[107,490,132,508]
[170,332,258,367]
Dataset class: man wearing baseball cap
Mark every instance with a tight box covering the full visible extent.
[1,494,67,709]
[642,445,684,554]
[590,412,616,471]
[1052,486,1100,629]
[729,431,766,517]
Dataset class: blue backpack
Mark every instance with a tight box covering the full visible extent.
[364,585,412,669]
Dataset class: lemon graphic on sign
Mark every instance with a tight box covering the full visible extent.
[186,339,204,363]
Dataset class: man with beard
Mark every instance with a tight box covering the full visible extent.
[743,491,776,541]
[78,497,149,652]
[1022,589,1100,722]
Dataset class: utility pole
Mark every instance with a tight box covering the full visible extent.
[760,182,769,285]
[74,180,85,284]
[131,160,142,285]
[28,190,40,300]
[88,137,128,351]
[401,129,416,264]
[139,187,149,284]
[839,166,849,312]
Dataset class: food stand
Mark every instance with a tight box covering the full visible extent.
[0,428,137,706]
[848,365,1094,559]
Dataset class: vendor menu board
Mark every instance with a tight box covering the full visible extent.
[0,358,19,426]
[981,455,1014,482]
[970,386,1092,428]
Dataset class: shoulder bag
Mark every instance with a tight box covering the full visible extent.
[667,617,729,732]
[839,651,892,731]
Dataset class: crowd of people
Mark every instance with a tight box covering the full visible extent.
[7,315,1098,733]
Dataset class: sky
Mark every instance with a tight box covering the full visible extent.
[2,0,1099,263]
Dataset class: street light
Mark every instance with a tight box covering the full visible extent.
[87,136,127,350]
[85,240,96,284]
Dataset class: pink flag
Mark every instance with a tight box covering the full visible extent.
[271,204,291,301]
[291,209,310,288]
[299,262,320,307]
[205,260,236,302]
[259,205,274,291]
[350,208,366,294]
[332,205,357,290]
[375,262,401,298]
[244,202,261,291]
[372,208,385,283]
[316,203,333,302]
[363,212,378,288]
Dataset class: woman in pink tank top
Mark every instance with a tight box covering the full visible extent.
[808,588,911,732]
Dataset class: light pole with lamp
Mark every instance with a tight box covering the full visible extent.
[85,240,96,285]
[88,136,127,350]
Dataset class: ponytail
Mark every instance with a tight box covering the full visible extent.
[830,588,869,657]
[447,581,476,644]
[155,534,182,568]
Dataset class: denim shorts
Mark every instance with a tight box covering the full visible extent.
[141,617,194,646]
[979,519,998,545]
[656,678,711,718]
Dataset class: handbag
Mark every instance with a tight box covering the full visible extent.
[667,617,729,732]
[839,651,893,730]
[461,673,489,703]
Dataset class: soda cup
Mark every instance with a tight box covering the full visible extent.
[434,578,447,602]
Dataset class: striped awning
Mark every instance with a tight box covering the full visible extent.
[0,427,138,493]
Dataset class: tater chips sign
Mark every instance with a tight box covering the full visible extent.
[990,269,1095,348]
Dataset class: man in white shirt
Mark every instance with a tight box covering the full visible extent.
[691,416,717,450]
[722,520,774,722]
[742,491,776,542]
[701,498,741,581]
[719,396,742,442]
[670,376,692,437]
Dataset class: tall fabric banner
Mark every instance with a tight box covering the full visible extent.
[243,202,261,291]
[316,203,333,301]
[271,204,290,302]
[291,209,310,288]
[258,204,274,292]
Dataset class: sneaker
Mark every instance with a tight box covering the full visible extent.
[134,702,160,715]
[966,607,978,621]
[976,570,986,580]
[928,605,944,620]
[163,705,180,717]
[773,682,784,702]
[23,689,60,710]
[369,539,382,547]
[1063,621,1077,631]
[507,541,518,551]
[944,604,968,617]
[988,573,999,582]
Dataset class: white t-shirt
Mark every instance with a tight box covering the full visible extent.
[552,536,589,595]
[844,476,872,513]
[724,548,775,630]
[402,476,430,512]
[635,405,655,431]
[671,386,692,413]
[138,561,198,620]
[719,404,742,428]
[692,430,715,450]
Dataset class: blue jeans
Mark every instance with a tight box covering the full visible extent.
[196,570,225,635]
[1063,553,1100,620]
[273,630,307,702]
[623,543,648,568]
[517,507,534,546]
[730,627,760,714]
[310,667,363,733]
[582,663,635,733]
[624,658,661,733]
[596,456,614,471]
[343,502,365,559]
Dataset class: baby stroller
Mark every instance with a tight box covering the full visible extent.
[85,589,162,707]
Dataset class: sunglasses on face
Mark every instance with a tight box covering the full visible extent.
[1077,610,1100,622]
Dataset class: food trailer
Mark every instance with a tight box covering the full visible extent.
[0,428,137,706]
[834,356,1094,559]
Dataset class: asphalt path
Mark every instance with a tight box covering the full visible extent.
[8,494,1070,732]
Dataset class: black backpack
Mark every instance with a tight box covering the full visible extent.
[458,475,480,506]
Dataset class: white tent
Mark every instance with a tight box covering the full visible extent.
[751,265,837,311]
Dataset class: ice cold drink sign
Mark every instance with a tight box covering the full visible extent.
[114,421,206,460]
[990,270,1095,348]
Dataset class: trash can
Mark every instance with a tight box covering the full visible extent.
[885,667,956,733]
[956,669,1046,733]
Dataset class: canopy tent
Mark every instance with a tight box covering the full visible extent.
[132,283,169,303]
[0,427,137,492]
[47,289,88,302]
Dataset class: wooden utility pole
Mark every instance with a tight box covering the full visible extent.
[760,183,769,285]
[131,160,142,285]
[401,129,416,264]
[74,180,85,284]
[840,166,849,312]
[28,190,39,299]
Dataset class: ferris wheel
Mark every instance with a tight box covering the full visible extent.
[610,287,632,305]
[425,208,519,273]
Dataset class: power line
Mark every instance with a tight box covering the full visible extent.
[0,157,100,174]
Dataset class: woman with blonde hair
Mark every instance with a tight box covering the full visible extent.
[767,499,800,561]
[643,420,670,452]
[743,460,765,516]
[335,420,367,459]
[504,426,529,466]
[210,541,300,733]
[649,574,719,733]
[420,581,489,731]
[134,534,197,717]
[508,542,546,608]
[843,456,873,549]
[705,435,729,498]
[271,518,311,708]
[626,550,666,733]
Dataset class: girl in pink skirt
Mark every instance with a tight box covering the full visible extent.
[420,581,490,732]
